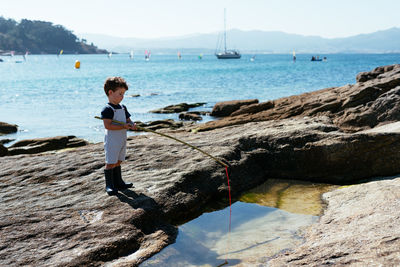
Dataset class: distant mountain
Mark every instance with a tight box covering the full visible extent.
[81,28,400,54]
[0,17,107,54]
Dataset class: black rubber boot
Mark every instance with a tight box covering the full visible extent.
[104,169,117,196]
[113,166,133,190]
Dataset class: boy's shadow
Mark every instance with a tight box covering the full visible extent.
[116,189,170,235]
[116,189,158,210]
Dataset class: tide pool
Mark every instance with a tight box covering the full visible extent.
[139,179,337,266]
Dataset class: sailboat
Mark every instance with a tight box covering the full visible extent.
[215,8,241,59]
[145,50,151,61]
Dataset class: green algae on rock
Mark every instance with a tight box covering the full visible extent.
[240,179,338,216]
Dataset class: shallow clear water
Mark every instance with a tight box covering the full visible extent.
[0,53,399,144]
[141,179,337,266]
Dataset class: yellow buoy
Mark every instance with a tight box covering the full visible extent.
[74,60,80,69]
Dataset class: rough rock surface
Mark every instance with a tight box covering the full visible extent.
[2,117,400,266]
[210,99,259,117]
[199,64,400,132]
[268,177,400,266]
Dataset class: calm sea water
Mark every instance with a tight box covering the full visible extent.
[0,53,399,144]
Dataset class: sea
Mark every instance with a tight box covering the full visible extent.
[1,53,399,144]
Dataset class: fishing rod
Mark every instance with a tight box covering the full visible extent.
[94,116,228,168]
[96,115,232,266]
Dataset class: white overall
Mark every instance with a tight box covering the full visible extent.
[104,104,127,164]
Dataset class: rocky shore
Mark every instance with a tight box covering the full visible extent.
[1,65,400,266]
[268,176,400,266]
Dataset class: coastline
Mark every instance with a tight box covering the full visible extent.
[3,53,399,144]
[1,64,400,265]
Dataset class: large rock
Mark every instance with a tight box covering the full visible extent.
[268,177,400,266]
[199,64,400,132]
[210,99,259,117]
[0,121,18,134]
[2,116,400,266]
[231,101,274,116]
[356,64,397,82]
[7,136,88,155]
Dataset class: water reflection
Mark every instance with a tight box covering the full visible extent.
[142,179,337,266]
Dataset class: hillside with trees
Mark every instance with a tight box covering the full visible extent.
[0,17,107,54]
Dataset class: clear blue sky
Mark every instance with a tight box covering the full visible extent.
[1,0,400,39]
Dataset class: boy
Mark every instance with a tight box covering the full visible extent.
[101,77,136,195]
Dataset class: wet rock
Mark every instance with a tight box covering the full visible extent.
[7,135,88,155]
[0,121,18,134]
[198,64,400,132]
[179,112,203,121]
[150,102,206,114]
[210,99,259,117]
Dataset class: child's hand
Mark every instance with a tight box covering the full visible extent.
[125,122,137,131]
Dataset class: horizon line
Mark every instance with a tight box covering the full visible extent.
[77,26,400,41]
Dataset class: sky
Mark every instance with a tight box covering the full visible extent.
[1,0,400,39]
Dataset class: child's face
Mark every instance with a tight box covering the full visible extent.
[108,87,126,105]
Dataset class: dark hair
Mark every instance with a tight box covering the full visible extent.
[104,77,128,96]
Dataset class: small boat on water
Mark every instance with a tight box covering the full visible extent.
[311,56,327,62]
[215,8,241,59]
[216,50,241,59]
[145,50,151,61]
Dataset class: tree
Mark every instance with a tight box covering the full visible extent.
[0,16,107,54]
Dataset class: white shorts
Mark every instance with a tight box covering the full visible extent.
[104,137,126,164]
